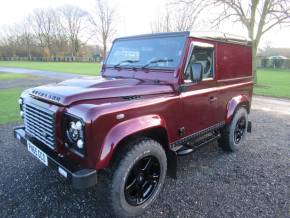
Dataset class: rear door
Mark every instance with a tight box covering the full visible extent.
[180,41,222,136]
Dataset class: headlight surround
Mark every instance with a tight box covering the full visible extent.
[63,114,85,156]
[18,97,24,118]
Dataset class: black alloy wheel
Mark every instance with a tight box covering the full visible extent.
[234,117,246,144]
[124,156,161,206]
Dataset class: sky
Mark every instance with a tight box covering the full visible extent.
[0,0,289,49]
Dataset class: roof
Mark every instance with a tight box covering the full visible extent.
[190,31,251,46]
[114,31,251,46]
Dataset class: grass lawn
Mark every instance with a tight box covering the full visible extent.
[0,88,24,124]
[0,72,33,80]
[254,68,290,99]
[0,61,100,76]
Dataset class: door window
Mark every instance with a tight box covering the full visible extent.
[184,43,214,82]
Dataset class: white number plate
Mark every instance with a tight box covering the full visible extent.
[27,141,48,166]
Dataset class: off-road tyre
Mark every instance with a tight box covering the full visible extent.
[108,138,167,217]
[219,107,248,152]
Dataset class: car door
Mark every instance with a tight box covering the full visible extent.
[180,41,222,136]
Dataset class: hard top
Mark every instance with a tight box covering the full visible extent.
[115,31,251,46]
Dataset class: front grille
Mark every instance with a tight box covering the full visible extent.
[23,102,56,149]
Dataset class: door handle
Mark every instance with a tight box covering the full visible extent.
[208,96,218,103]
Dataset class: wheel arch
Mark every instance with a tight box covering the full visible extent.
[226,95,250,124]
[95,115,176,175]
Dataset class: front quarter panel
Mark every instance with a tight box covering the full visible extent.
[95,114,167,169]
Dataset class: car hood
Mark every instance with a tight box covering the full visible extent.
[29,76,174,106]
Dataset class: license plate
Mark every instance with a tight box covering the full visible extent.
[27,141,48,166]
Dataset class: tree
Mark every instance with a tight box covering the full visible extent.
[150,7,172,33]
[151,1,208,33]
[19,17,35,59]
[59,5,88,57]
[88,0,117,58]
[31,8,59,57]
[179,0,290,83]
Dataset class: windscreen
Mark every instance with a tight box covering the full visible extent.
[105,35,187,69]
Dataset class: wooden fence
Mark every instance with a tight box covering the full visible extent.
[0,56,101,62]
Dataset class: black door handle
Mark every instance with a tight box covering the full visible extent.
[209,96,218,102]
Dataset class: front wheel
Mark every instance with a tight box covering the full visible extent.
[219,107,248,152]
[109,138,167,217]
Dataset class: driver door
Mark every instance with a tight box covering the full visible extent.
[180,41,221,136]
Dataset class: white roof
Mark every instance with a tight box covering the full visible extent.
[190,31,251,45]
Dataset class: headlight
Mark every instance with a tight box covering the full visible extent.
[63,114,85,156]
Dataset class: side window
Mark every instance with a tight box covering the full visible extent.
[184,44,214,82]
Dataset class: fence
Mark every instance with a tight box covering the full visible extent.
[0,56,101,62]
[1,56,290,70]
[256,57,290,69]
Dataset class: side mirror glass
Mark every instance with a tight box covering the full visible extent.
[191,63,203,82]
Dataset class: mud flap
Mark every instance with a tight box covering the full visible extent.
[166,150,177,179]
[247,121,252,133]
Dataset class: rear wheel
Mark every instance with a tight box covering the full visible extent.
[219,107,248,152]
[109,138,167,217]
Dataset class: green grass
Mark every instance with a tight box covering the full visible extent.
[0,61,100,76]
[0,88,24,124]
[254,68,290,99]
[0,72,32,80]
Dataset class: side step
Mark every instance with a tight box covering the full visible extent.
[176,133,221,156]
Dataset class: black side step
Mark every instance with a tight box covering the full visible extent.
[176,133,221,156]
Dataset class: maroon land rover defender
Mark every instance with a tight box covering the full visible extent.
[14,31,253,217]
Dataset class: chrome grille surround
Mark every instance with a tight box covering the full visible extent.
[23,102,56,149]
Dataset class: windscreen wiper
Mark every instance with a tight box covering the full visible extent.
[113,60,139,69]
[141,59,173,69]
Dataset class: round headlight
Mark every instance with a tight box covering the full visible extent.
[64,116,85,155]
[67,121,81,143]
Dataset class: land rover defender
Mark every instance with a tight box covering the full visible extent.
[14,31,253,217]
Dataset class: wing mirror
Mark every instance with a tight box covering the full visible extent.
[191,63,203,82]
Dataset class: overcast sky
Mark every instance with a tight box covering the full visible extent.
[0,0,289,48]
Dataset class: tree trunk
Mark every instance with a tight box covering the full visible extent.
[252,42,258,84]
[103,41,107,59]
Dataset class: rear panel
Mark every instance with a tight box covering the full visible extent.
[215,42,252,80]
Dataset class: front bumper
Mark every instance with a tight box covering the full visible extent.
[14,126,97,189]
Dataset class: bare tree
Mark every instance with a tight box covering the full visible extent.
[88,0,116,58]
[59,5,87,57]
[19,17,35,59]
[0,27,18,57]
[151,1,208,33]
[179,0,290,83]
[31,8,59,57]
[150,7,172,32]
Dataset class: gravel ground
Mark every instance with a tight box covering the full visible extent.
[0,108,289,218]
